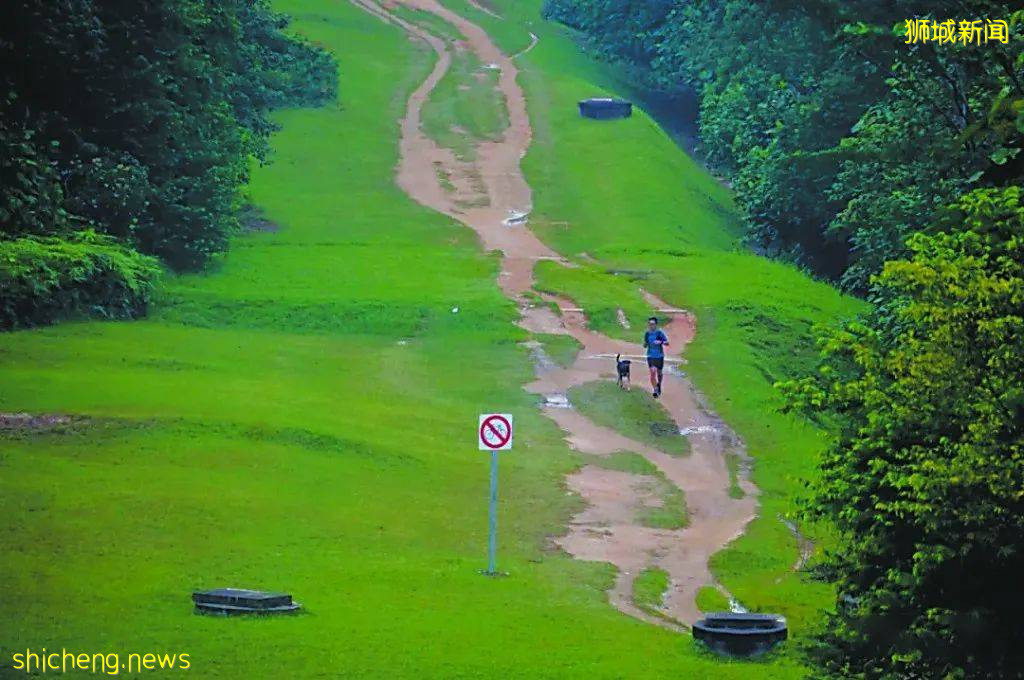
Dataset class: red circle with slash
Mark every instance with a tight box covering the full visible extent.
[479,415,512,449]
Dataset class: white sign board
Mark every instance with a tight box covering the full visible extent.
[478,413,513,451]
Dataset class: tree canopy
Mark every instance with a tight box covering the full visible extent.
[781,187,1024,678]
[545,3,1024,676]
[0,0,336,328]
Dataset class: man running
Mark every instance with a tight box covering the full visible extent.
[643,316,669,398]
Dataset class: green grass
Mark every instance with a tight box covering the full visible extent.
[421,24,508,160]
[726,453,745,499]
[586,450,658,475]
[696,586,732,613]
[479,0,865,638]
[391,4,464,42]
[436,165,457,192]
[439,0,536,56]
[568,381,689,456]
[633,568,670,616]
[532,332,581,368]
[534,260,654,341]
[0,0,816,677]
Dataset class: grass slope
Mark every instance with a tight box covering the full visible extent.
[534,259,655,342]
[422,44,508,161]
[532,331,582,368]
[568,382,689,457]
[452,0,865,634]
[697,585,733,614]
[633,568,670,616]
[0,0,811,677]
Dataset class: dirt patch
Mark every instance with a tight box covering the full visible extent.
[0,413,76,429]
[239,204,281,232]
[245,218,280,232]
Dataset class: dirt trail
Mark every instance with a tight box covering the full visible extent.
[350,0,759,628]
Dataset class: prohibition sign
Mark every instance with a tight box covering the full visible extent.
[479,414,513,450]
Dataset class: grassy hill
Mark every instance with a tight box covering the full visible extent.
[0,0,860,677]
[441,0,865,628]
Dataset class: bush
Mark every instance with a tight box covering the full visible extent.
[0,232,161,330]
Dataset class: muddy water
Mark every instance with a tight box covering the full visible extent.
[350,0,759,628]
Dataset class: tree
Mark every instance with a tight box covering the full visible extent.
[0,0,337,270]
[781,186,1024,678]
[0,0,336,327]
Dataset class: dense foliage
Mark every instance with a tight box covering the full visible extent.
[780,187,1024,678]
[0,232,162,330]
[543,0,1024,291]
[545,2,1024,676]
[0,0,336,327]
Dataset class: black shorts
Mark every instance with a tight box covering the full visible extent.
[647,357,664,370]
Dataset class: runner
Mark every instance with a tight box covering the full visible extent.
[643,316,669,398]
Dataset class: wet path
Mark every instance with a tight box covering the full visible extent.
[350,0,758,628]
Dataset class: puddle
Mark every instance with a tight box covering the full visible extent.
[544,394,571,408]
[522,340,561,372]
[678,425,719,436]
[502,210,529,226]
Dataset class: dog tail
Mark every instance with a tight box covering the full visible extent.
[616,353,621,362]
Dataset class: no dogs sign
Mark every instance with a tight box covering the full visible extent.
[478,413,513,451]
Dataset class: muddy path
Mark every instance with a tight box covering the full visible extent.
[350,0,759,628]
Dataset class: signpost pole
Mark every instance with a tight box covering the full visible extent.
[478,413,512,577]
[487,449,498,575]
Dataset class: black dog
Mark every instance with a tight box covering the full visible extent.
[615,354,631,390]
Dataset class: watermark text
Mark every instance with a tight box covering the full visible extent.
[11,648,190,675]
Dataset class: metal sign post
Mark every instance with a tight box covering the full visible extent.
[478,413,513,576]
[487,449,499,574]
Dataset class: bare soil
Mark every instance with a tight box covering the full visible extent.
[0,413,75,429]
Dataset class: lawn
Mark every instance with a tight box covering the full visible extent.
[532,331,582,368]
[534,259,656,342]
[568,382,689,457]
[0,0,817,677]
[633,568,671,617]
[421,39,508,161]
